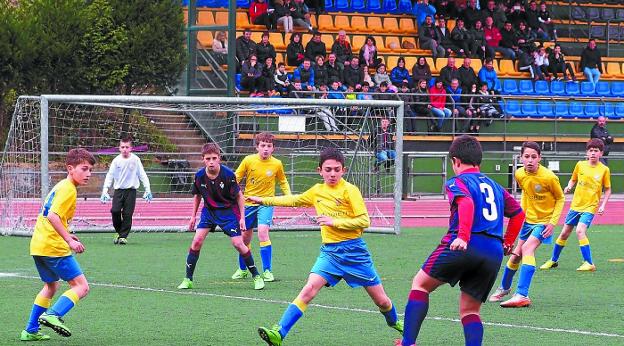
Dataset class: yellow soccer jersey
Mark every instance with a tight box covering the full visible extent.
[236,154,291,205]
[570,161,611,213]
[262,178,370,243]
[30,178,77,257]
[515,165,565,225]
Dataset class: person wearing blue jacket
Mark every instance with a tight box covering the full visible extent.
[413,0,436,27]
[294,59,315,90]
[478,58,501,94]
[390,57,413,89]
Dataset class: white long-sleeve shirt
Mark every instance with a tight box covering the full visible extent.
[102,153,151,193]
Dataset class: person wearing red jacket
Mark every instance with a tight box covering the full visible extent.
[250,0,273,31]
[484,16,515,60]
[429,80,452,132]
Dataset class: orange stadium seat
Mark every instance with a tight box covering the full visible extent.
[318,14,334,31]
[367,17,383,33]
[399,18,417,35]
[383,18,401,34]
[197,31,214,48]
[499,59,523,77]
[469,58,482,73]
[250,31,263,43]
[321,33,335,49]
[435,58,448,73]
[350,16,367,34]
[351,35,366,51]
[236,12,253,29]
[334,15,350,31]
[373,35,386,51]
[384,36,406,53]
[404,56,417,70]
[426,57,438,74]
[198,11,215,25]
[215,11,228,25]
[386,55,399,68]
[270,33,285,49]
[601,62,622,79]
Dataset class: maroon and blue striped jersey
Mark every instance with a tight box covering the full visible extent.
[192,165,241,210]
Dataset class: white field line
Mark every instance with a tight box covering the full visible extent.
[2,273,623,339]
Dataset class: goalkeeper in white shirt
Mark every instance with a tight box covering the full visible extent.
[101,137,152,245]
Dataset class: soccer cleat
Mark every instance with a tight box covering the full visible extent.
[20,330,50,341]
[500,294,532,308]
[258,326,282,346]
[177,278,194,289]
[576,261,596,272]
[118,237,127,245]
[253,275,265,290]
[390,320,404,335]
[38,313,71,337]
[488,287,511,302]
[262,270,275,282]
[539,260,559,270]
[231,268,250,280]
[113,234,119,245]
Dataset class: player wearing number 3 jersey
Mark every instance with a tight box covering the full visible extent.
[397,135,525,346]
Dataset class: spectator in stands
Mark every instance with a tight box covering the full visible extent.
[484,16,515,60]
[414,79,435,131]
[517,47,542,80]
[288,77,304,97]
[412,56,432,84]
[359,36,382,69]
[515,21,537,53]
[317,83,340,131]
[500,21,519,60]
[534,46,550,80]
[439,57,461,88]
[274,0,294,33]
[525,1,548,40]
[462,0,482,30]
[256,32,277,64]
[429,79,453,132]
[398,82,418,133]
[212,31,228,65]
[475,82,503,125]
[326,53,344,88]
[375,118,396,170]
[469,20,493,60]
[343,56,364,89]
[482,0,507,28]
[294,58,315,91]
[451,19,473,58]
[413,0,437,27]
[390,57,413,89]
[373,64,393,88]
[305,31,326,62]
[290,0,314,32]
[458,57,479,91]
[548,44,576,81]
[590,116,614,165]
[358,83,374,100]
[465,82,482,133]
[236,29,257,68]
[506,0,527,27]
[447,78,467,127]
[418,15,445,59]
[435,0,455,19]
[580,39,603,85]
[241,55,263,96]
[259,57,277,96]
[331,31,353,67]
[249,0,273,31]
[274,62,291,96]
[314,55,329,88]
[286,33,305,67]
[538,2,556,41]
[437,17,465,57]
[478,58,501,93]
[305,0,325,16]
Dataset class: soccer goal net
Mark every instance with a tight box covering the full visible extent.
[0,95,404,236]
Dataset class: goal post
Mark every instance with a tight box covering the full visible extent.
[1,95,404,235]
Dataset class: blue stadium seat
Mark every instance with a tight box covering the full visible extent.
[398,0,412,14]
[325,0,335,11]
[502,80,518,94]
[554,102,569,118]
[550,80,565,96]
[504,100,522,117]
[537,101,554,118]
[580,81,595,96]
[595,81,611,97]
[583,103,599,118]
[216,0,228,7]
[518,80,533,94]
[568,101,584,118]
[534,80,549,95]
[600,103,615,118]
[196,0,217,7]
[521,101,538,118]
[614,103,624,119]
[565,82,580,96]
[237,0,250,7]
[235,74,242,91]
[350,0,365,11]
[367,0,383,13]
[611,81,624,97]
[383,0,399,13]
[335,0,349,11]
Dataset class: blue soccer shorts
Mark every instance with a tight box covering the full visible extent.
[197,207,241,237]
[244,205,274,230]
[421,232,503,303]
[310,238,382,288]
[564,210,595,227]
[33,255,83,283]
[519,222,553,244]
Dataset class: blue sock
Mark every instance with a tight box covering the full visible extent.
[402,290,429,346]
[48,290,79,317]
[551,238,567,262]
[579,238,593,264]
[260,240,272,272]
[501,259,520,290]
[461,314,483,346]
[186,248,200,280]
[381,303,398,326]
[238,254,246,271]
[516,256,536,297]
[25,295,51,333]
[278,299,306,339]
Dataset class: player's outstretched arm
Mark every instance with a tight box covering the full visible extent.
[47,212,85,253]
[331,213,370,230]
[261,188,315,207]
[563,180,576,194]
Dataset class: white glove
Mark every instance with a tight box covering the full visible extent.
[100,192,111,203]
[143,191,153,202]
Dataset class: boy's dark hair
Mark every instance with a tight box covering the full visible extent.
[202,143,221,156]
[255,132,275,145]
[521,141,541,155]
[120,136,133,144]
[319,147,345,167]
[66,148,96,166]
[586,138,604,151]
[449,135,482,166]
[379,81,388,87]
[278,62,285,67]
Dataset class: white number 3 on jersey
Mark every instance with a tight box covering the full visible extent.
[479,183,498,221]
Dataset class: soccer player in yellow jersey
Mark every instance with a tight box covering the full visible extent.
[20,148,95,341]
[541,138,611,272]
[250,148,403,346]
[489,142,565,307]
[232,132,291,282]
